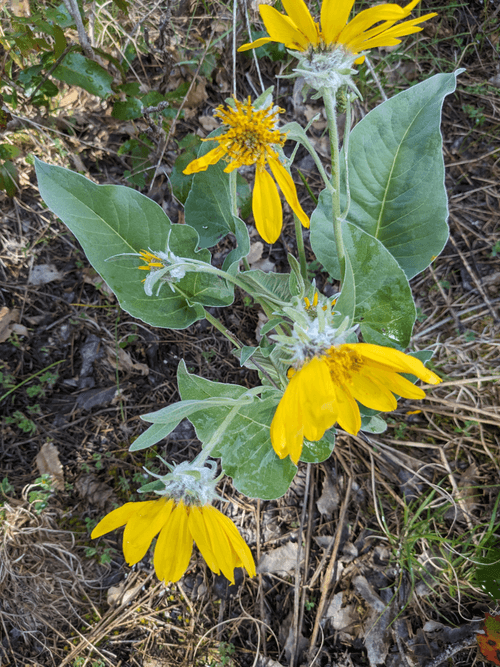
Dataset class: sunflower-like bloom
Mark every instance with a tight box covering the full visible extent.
[91,498,256,584]
[239,0,436,64]
[183,96,309,244]
[271,343,441,464]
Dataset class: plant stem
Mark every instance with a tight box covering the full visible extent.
[194,401,245,464]
[293,213,308,282]
[341,96,352,220]
[229,170,250,271]
[0,359,66,403]
[203,309,241,349]
[323,88,345,274]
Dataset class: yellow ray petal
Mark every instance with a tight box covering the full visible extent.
[371,369,427,400]
[253,166,283,244]
[188,506,221,575]
[122,498,174,566]
[281,0,319,46]
[349,370,398,412]
[183,145,227,175]
[208,507,256,577]
[337,5,406,47]
[332,384,361,435]
[154,502,193,583]
[267,156,309,229]
[321,0,355,44]
[300,357,337,441]
[238,36,274,52]
[200,506,238,583]
[91,502,148,539]
[270,372,304,463]
[259,4,311,50]
[347,344,441,384]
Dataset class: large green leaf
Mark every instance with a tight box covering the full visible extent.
[339,71,460,279]
[177,362,296,500]
[35,160,233,329]
[309,188,342,281]
[52,52,114,98]
[184,133,235,248]
[336,222,416,349]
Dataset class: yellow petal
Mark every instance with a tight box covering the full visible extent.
[154,502,193,583]
[188,506,221,575]
[281,0,319,46]
[267,156,309,229]
[371,369,427,400]
[183,145,226,175]
[332,383,361,435]
[300,357,337,441]
[346,344,441,384]
[199,506,239,583]
[238,36,274,52]
[349,369,398,412]
[122,498,174,566]
[253,166,283,244]
[270,372,304,463]
[320,0,355,44]
[210,507,256,577]
[91,502,146,539]
[337,5,405,47]
[259,4,311,50]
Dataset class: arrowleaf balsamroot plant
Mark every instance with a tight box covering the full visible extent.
[35,0,459,585]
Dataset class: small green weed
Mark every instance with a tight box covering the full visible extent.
[27,474,55,512]
[5,409,37,434]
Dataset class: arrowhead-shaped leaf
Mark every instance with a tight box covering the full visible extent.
[36,159,233,329]
[177,361,296,499]
[339,71,461,279]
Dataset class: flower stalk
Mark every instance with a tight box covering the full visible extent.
[323,88,345,274]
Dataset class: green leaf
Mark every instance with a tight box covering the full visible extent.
[222,215,250,270]
[184,132,234,248]
[238,269,293,304]
[112,96,143,120]
[178,362,296,500]
[338,222,416,349]
[0,161,17,197]
[130,422,176,451]
[0,144,21,160]
[52,52,114,98]
[309,188,342,281]
[338,72,461,279]
[360,414,387,434]
[35,159,233,329]
[131,395,254,451]
[171,134,203,205]
[301,430,335,463]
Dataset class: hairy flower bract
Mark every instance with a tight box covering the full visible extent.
[271,342,441,464]
[92,497,256,584]
[183,96,309,244]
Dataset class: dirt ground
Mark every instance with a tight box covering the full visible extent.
[1,0,500,665]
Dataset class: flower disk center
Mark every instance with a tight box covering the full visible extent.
[324,346,362,385]
[213,97,286,168]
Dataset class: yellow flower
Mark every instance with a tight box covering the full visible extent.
[238,0,436,64]
[270,342,441,464]
[91,497,256,584]
[183,96,309,244]
[138,250,163,271]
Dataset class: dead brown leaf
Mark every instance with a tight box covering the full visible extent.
[36,442,65,491]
